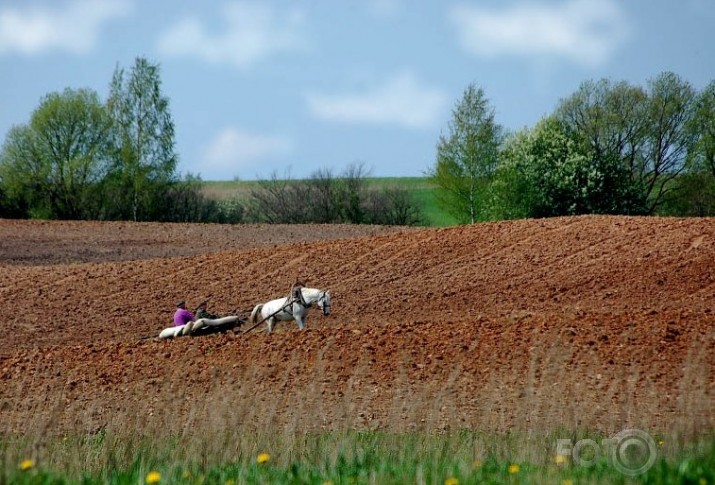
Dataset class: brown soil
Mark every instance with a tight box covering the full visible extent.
[0,216,713,436]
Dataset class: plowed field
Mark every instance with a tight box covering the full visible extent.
[0,216,713,437]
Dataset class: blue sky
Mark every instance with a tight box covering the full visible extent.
[1,0,713,181]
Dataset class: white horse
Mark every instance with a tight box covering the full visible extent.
[249,287,331,333]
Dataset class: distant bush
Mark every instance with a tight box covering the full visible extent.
[146,175,245,223]
[363,187,423,225]
[247,164,423,226]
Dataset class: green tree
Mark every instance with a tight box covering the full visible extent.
[690,80,715,179]
[486,129,537,220]
[556,79,649,174]
[494,117,646,218]
[659,171,715,217]
[555,73,698,214]
[659,80,715,217]
[431,84,502,224]
[0,88,111,219]
[106,57,178,221]
[641,72,697,212]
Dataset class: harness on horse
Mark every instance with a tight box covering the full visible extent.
[293,286,311,308]
[290,281,311,310]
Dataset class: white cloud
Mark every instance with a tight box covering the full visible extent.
[202,127,292,177]
[305,71,448,129]
[449,0,629,68]
[157,2,306,68]
[0,0,131,55]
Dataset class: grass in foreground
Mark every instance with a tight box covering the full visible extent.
[3,431,713,484]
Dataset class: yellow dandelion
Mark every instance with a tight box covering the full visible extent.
[445,477,459,485]
[562,480,574,485]
[225,480,236,485]
[19,459,34,471]
[145,471,161,484]
[658,440,664,446]
[508,464,520,474]
[472,460,482,468]
[182,470,192,479]
[257,452,270,464]
[699,478,707,485]
[555,454,568,464]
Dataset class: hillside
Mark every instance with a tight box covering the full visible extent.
[0,216,713,437]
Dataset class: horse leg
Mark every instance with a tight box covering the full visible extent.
[295,314,305,330]
[266,317,275,333]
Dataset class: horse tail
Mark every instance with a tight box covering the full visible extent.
[250,304,263,324]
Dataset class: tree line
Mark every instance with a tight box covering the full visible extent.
[0,57,227,222]
[0,57,421,225]
[2,60,714,226]
[432,72,715,223]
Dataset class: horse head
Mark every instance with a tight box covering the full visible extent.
[318,290,331,316]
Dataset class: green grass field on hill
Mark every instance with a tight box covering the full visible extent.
[201,177,459,227]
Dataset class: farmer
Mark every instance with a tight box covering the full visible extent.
[195,299,221,320]
[173,300,195,327]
